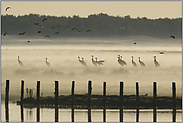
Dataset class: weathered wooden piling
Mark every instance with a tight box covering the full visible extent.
[71,81,75,122]
[172,82,176,122]
[136,82,139,122]
[153,82,157,122]
[119,82,123,122]
[36,81,40,122]
[103,82,106,122]
[5,80,10,122]
[55,81,59,122]
[88,80,92,122]
[20,80,24,122]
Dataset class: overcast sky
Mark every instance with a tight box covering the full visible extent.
[1,1,182,19]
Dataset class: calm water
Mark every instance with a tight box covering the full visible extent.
[1,103,182,122]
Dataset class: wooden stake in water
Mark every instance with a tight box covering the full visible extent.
[5,80,10,122]
[136,82,139,122]
[55,81,59,122]
[153,82,157,122]
[20,80,24,122]
[88,80,92,122]
[172,82,176,122]
[71,81,75,122]
[119,82,123,122]
[37,81,40,122]
[103,82,106,122]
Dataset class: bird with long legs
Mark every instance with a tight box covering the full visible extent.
[154,56,160,67]
[117,55,124,66]
[78,56,87,66]
[91,55,97,66]
[132,56,137,67]
[138,57,145,67]
[95,57,105,66]
[18,56,23,66]
[45,58,50,66]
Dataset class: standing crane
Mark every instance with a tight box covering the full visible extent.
[45,58,50,66]
[138,57,145,67]
[132,56,137,67]
[91,55,97,66]
[18,56,23,66]
[78,56,87,66]
[154,56,160,67]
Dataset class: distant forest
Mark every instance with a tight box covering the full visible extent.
[1,13,182,39]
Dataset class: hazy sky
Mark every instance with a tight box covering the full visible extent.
[1,1,182,19]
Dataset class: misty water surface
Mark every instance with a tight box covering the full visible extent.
[1,36,182,101]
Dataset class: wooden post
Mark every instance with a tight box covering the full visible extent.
[55,81,59,122]
[103,82,106,122]
[88,80,92,122]
[20,80,24,122]
[71,81,75,122]
[172,82,176,122]
[136,82,139,122]
[37,81,40,122]
[119,82,123,122]
[5,80,9,122]
[153,82,157,122]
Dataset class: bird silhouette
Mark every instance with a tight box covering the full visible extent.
[132,56,137,67]
[54,31,59,34]
[34,23,39,25]
[171,35,175,39]
[120,56,127,66]
[5,7,11,11]
[138,57,145,67]
[154,56,160,67]
[134,42,136,45]
[19,32,25,35]
[45,35,50,38]
[87,30,91,32]
[117,55,124,66]
[18,56,23,66]
[38,31,41,33]
[27,41,30,43]
[160,52,164,54]
[78,56,87,66]
[3,32,7,36]
[43,18,47,21]
[45,58,50,66]
[91,55,97,66]
[95,57,105,65]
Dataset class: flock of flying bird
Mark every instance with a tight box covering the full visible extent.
[17,55,160,68]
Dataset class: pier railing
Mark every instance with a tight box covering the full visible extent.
[4,79,178,122]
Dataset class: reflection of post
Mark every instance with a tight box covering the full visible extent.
[55,81,59,122]
[20,80,24,122]
[88,81,92,122]
[172,82,176,122]
[103,82,106,122]
[136,82,139,122]
[5,80,10,122]
[71,81,75,122]
[37,81,40,122]
[153,82,157,122]
[119,82,123,122]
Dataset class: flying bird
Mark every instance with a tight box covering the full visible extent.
[42,18,47,21]
[18,56,23,66]
[154,56,160,67]
[5,7,11,11]
[171,35,175,39]
[138,57,145,67]
[34,23,39,25]
[3,32,7,36]
[160,52,164,54]
[54,31,59,34]
[27,41,30,43]
[45,35,50,38]
[132,56,137,67]
[19,32,25,35]
[45,58,50,66]
[38,31,41,33]
[134,42,136,45]
[87,30,91,32]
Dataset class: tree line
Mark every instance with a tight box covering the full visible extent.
[1,13,182,39]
